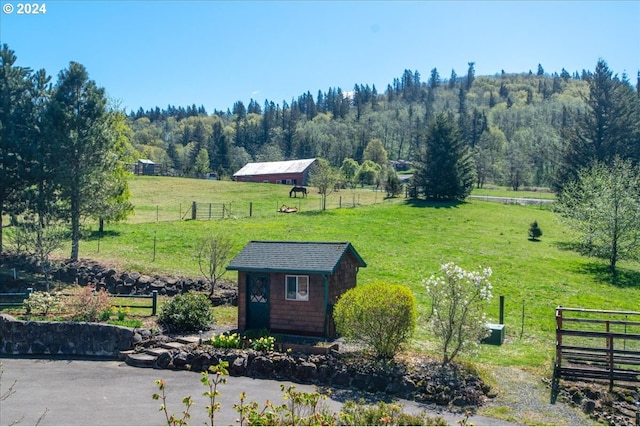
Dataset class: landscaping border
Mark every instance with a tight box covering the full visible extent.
[0,313,152,358]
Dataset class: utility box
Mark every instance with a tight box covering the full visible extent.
[482,323,505,345]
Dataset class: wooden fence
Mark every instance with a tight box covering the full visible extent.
[552,306,640,398]
[0,290,158,316]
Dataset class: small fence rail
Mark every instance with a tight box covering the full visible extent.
[0,288,34,308]
[0,290,158,316]
[553,307,640,398]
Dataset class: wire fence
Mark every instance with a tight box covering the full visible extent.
[129,188,395,224]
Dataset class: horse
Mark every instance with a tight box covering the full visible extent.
[289,186,307,198]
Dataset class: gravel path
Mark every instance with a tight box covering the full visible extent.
[479,366,597,425]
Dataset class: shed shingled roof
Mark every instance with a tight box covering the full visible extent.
[233,158,316,177]
[226,241,366,275]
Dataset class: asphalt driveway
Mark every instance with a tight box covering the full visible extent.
[0,357,510,426]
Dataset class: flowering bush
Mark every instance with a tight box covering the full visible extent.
[24,291,61,317]
[209,332,242,349]
[68,286,112,322]
[423,262,493,365]
[115,306,130,321]
[250,335,275,352]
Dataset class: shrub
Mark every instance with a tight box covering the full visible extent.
[339,399,447,426]
[250,335,275,352]
[423,262,492,365]
[24,291,61,317]
[333,282,417,360]
[209,332,242,349]
[159,291,214,332]
[68,286,111,322]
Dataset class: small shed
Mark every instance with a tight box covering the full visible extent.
[233,158,316,185]
[135,159,156,175]
[227,241,366,337]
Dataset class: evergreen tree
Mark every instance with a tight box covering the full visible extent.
[528,220,542,241]
[412,114,475,200]
[448,69,457,89]
[45,62,125,261]
[466,62,475,91]
[556,59,640,192]
[0,45,49,251]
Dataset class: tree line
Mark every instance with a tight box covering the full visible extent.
[127,62,639,192]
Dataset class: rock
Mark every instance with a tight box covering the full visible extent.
[173,351,189,368]
[295,361,317,382]
[156,351,172,369]
[251,355,274,378]
[230,355,247,376]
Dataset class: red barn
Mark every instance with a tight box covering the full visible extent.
[227,241,367,337]
[232,158,316,185]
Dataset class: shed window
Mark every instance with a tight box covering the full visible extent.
[285,275,309,301]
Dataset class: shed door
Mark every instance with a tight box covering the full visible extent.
[246,274,269,330]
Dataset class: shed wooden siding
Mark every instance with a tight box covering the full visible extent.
[325,251,361,336]
[269,273,326,335]
[236,272,327,335]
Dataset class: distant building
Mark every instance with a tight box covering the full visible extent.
[233,158,316,185]
[134,159,156,175]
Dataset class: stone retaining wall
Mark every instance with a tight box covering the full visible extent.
[0,314,150,358]
[0,253,237,305]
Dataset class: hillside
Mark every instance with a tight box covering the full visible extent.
[127,64,608,191]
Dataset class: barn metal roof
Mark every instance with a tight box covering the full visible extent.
[233,158,316,177]
[226,241,366,275]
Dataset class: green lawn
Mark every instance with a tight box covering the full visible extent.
[5,177,639,372]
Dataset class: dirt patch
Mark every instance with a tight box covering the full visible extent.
[480,366,597,425]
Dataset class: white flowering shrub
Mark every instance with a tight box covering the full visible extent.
[423,262,493,365]
[24,291,61,317]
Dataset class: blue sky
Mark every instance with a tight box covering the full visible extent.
[1,1,638,114]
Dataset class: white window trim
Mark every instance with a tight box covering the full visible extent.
[285,275,309,301]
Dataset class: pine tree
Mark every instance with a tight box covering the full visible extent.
[411,114,475,200]
[528,220,543,241]
[555,59,640,192]
[45,62,123,261]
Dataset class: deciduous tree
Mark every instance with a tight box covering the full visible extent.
[556,158,640,274]
[308,158,338,211]
[424,262,492,365]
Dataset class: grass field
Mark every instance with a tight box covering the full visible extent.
[5,176,640,373]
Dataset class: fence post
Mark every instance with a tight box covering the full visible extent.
[152,290,158,316]
[26,287,33,297]
[249,202,253,217]
[555,307,563,372]
[192,201,197,220]
[606,320,614,391]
